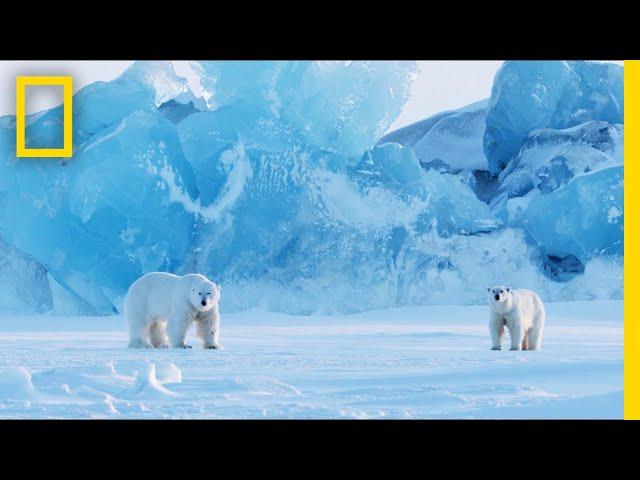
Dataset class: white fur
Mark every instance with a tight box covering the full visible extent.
[487,285,545,351]
[125,272,222,350]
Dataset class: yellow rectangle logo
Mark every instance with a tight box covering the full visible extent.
[15,76,73,158]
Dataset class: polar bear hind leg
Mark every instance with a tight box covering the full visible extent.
[168,307,193,349]
[126,306,153,349]
[527,295,545,351]
[509,324,524,351]
[527,318,544,350]
[149,321,169,348]
[128,322,153,349]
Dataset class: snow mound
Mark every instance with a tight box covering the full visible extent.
[155,363,182,385]
[126,364,179,398]
[0,367,39,401]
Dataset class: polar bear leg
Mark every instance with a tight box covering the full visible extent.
[125,299,153,348]
[168,307,193,349]
[527,319,544,350]
[489,314,504,350]
[522,331,530,351]
[527,295,545,350]
[128,322,153,349]
[528,329,542,350]
[149,321,169,349]
[509,324,523,351]
[196,307,223,349]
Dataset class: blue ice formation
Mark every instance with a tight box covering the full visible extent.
[492,120,623,212]
[0,60,625,315]
[0,63,199,313]
[192,61,415,158]
[484,60,623,175]
[378,99,489,172]
[523,166,623,262]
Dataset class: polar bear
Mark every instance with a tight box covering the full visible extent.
[125,272,222,350]
[487,285,545,351]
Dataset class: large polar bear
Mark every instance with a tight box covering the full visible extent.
[487,285,545,351]
[125,272,222,349]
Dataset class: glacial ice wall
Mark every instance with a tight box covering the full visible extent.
[0,60,624,315]
[484,60,623,175]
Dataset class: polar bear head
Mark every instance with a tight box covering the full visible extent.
[189,279,221,313]
[487,285,512,312]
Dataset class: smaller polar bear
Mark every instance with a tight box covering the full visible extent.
[125,272,222,350]
[487,285,545,351]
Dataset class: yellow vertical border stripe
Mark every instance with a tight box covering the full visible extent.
[625,60,639,419]
[15,76,73,158]
[15,77,26,156]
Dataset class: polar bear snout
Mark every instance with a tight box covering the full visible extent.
[193,291,213,312]
[190,280,221,312]
[487,286,510,306]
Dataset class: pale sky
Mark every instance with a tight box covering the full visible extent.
[388,61,504,130]
[0,60,625,132]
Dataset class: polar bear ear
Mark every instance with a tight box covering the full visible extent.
[487,287,491,292]
[506,287,511,292]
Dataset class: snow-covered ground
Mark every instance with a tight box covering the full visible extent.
[0,301,622,419]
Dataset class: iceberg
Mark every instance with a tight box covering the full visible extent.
[523,166,623,262]
[484,61,623,175]
[0,60,624,315]
[354,143,499,235]
[0,237,52,313]
[493,120,623,208]
[1,61,421,314]
[193,61,417,158]
[0,63,199,312]
[378,99,488,172]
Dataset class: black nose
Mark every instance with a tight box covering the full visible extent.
[201,300,206,306]
[494,294,500,301]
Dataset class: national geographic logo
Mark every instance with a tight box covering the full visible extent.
[15,76,72,158]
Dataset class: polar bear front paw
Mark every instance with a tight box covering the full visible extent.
[509,346,520,351]
[491,346,501,351]
[205,344,224,350]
